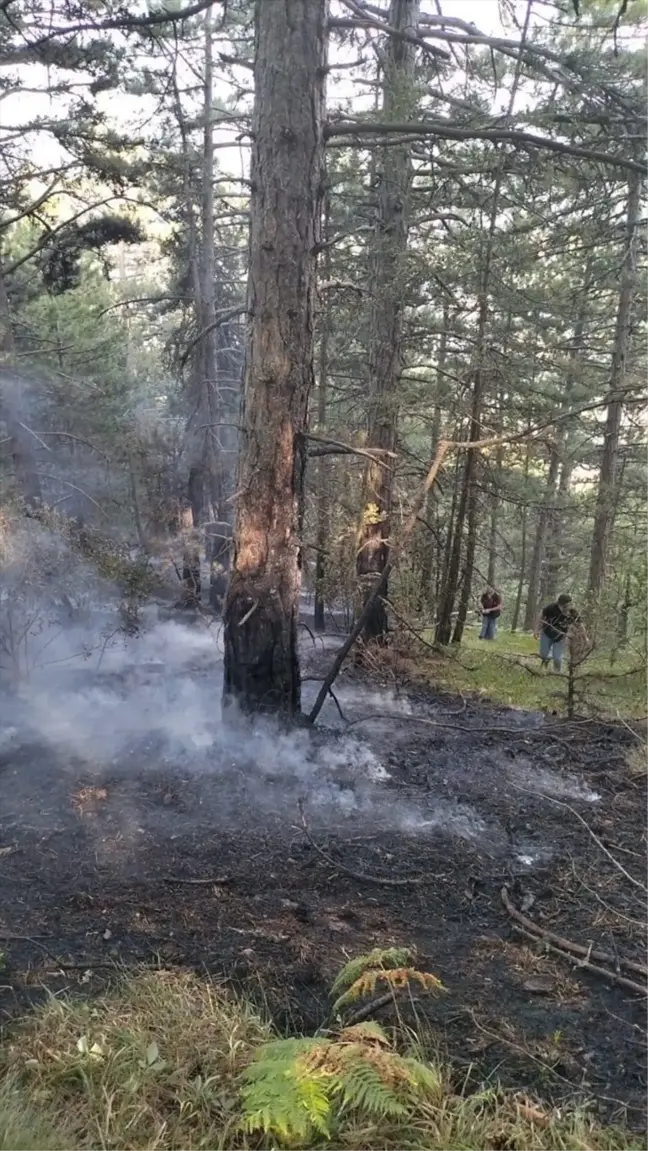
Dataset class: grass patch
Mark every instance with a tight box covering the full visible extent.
[0,968,643,1149]
[418,628,646,719]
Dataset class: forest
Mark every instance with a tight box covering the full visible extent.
[0,1,646,1149]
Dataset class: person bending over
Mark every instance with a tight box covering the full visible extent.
[480,586,502,640]
[535,593,583,672]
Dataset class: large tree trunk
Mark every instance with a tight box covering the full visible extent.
[356,0,420,643]
[223,0,326,715]
[587,171,641,603]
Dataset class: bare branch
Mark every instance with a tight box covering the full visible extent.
[325,121,647,176]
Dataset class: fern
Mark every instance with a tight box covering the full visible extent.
[332,962,443,1015]
[330,946,415,1000]
[241,998,443,1145]
[241,1039,333,1142]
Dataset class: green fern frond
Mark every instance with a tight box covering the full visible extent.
[241,1038,332,1142]
[241,951,444,1145]
[337,1058,408,1119]
[402,1055,444,1097]
[330,947,415,999]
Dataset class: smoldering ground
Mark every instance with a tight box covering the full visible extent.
[0,542,645,1126]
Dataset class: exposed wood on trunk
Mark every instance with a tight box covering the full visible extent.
[223,0,326,715]
[356,0,420,643]
[587,170,641,605]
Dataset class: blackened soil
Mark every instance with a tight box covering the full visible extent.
[0,673,645,1130]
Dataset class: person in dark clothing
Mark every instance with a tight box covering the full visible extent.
[535,593,582,671]
[479,586,502,640]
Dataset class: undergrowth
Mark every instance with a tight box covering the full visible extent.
[0,954,642,1150]
[418,627,646,719]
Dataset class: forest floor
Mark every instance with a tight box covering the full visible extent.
[416,628,646,719]
[0,616,646,1138]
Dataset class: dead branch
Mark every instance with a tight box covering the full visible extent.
[306,433,395,467]
[501,887,647,979]
[307,425,567,725]
[511,789,648,894]
[343,991,399,1025]
[159,876,232,885]
[297,801,423,887]
[510,923,646,997]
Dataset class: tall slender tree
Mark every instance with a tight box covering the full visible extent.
[223,0,327,714]
[356,0,420,643]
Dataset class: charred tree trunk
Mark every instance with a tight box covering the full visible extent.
[587,171,641,604]
[356,0,420,643]
[223,0,326,715]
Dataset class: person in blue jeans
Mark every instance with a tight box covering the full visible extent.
[535,593,582,671]
[479,586,502,640]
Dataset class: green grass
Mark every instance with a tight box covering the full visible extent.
[0,969,642,1150]
[418,627,646,719]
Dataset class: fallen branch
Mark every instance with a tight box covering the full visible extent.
[510,923,646,997]
[344,712,574,746]
[343,992,401,1025]
[298,801,423,887]
[159,876,232,885]
[510,790,648,894]
[501,886,647,979]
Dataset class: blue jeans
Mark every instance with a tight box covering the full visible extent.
[480,613,497,640]
[539,632,565,670]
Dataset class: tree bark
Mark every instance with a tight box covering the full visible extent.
[0,261,43,508]
[419,312,448,606]
[510,440,531,632]
[356,0,420,643]
[587,170,641,604]
[522,448,560,631]
[314,191,331,633]
[223,0,326,715]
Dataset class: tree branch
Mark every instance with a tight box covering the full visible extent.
[324,120,647,176]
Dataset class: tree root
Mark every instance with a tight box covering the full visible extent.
[501,887,647,995]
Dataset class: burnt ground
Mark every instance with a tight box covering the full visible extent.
[0,616,646,1130]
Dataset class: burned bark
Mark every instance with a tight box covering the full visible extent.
[356,0,420,643]
[223,0,326,715]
